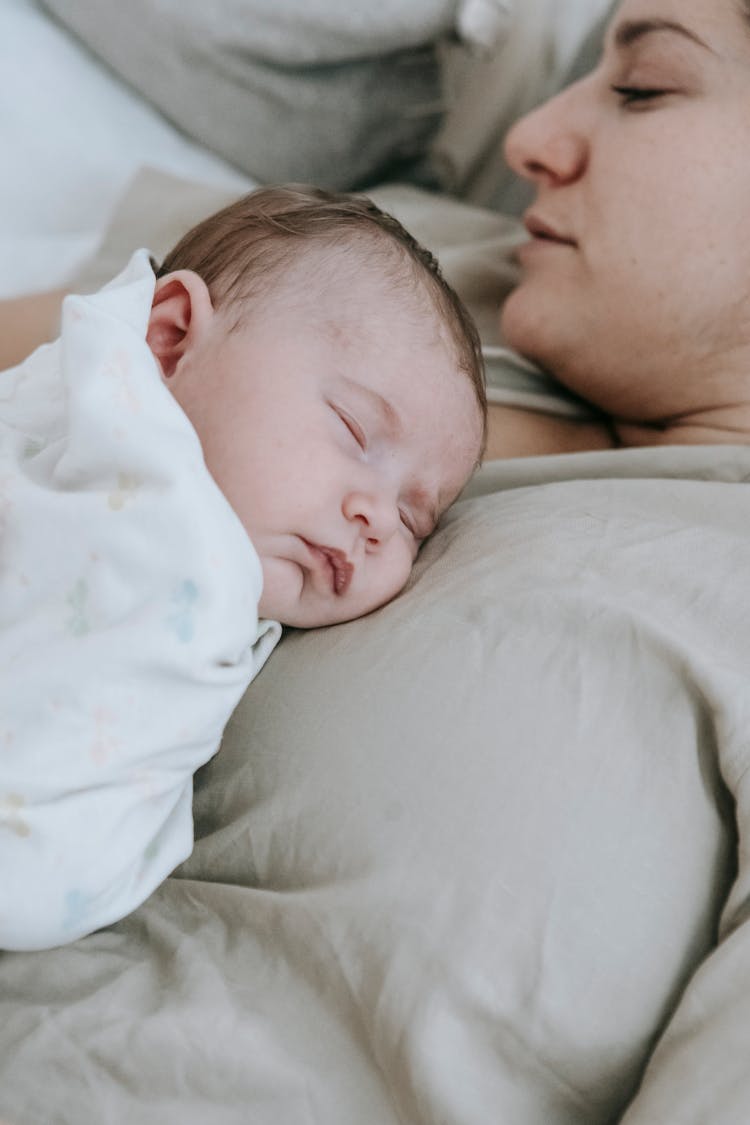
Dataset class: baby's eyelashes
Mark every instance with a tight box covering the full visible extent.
[399,508,416,536]
[334,405,367,451]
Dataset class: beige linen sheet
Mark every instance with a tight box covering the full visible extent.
[2,178,750,1124]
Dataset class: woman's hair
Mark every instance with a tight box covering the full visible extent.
[156,184,486,443]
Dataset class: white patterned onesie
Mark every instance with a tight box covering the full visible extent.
[0,251,280,951]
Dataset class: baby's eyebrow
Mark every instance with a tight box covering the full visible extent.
[610,18,713,55]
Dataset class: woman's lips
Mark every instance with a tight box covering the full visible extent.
[522,211,577,246]
[515,214,577,267]
[302,540,354,596]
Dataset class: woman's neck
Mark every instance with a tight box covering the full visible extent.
[614,402,750,449]
[484,401,750,462]
[485,403,615,459]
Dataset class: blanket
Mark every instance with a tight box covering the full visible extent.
[0,252,278,950]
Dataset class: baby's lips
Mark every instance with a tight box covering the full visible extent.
[319,545,353,596]
[302,540,354,596]
[327,548,354,596]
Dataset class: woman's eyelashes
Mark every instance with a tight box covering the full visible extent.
[611,85,669,107]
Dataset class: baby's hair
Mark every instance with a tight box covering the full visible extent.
[156,184,486,447]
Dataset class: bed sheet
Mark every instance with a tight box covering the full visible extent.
[0,0,252,299]
[2,432,748,1124]
[2,0,616,301]
[0,0,612,298]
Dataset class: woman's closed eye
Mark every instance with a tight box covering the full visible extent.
[611,85,670,108]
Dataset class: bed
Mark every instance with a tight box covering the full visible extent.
[3,2,750,1123]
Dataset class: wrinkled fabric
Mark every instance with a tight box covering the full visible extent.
[0,252,278,950]
[3,179,750,1124]
[40,1,512,189]
[2,443,748,1121]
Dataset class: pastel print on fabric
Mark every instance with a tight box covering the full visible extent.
[0,252,280,951]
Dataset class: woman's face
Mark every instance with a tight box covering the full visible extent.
[500,0,750,421]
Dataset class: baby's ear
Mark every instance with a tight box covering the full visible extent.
[146,270,214,379]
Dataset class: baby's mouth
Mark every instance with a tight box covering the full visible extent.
[302,541,354,597]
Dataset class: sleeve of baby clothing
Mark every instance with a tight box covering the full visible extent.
[0,251,281,951]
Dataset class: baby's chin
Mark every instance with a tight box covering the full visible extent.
[262,600,374,630]
[261,587,402,630]
[257,553,411,629]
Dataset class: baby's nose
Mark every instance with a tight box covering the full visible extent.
[342,489,399,546]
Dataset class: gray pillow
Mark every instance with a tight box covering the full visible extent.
[39,0,472,189]
[562,0,617,84]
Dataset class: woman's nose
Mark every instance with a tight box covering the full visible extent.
[504,82,588,187]
[342,489,399,547]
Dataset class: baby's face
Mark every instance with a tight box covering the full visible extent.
[163,272,483,627]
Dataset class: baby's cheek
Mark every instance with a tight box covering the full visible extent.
[378,544,416,606]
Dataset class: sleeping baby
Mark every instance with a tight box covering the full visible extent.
[0,185,486,950]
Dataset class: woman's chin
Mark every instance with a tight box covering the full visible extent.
[502,281,599,376]
[499,288,553,368]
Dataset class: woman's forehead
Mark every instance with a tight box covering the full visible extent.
[604,0,750,70]
[611,0,747,35]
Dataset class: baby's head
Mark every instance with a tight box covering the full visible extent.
[146,185,486,627]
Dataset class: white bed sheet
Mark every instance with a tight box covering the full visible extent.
[0,0,612,299]
[0,0,253,299]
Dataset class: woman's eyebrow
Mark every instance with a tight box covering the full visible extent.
[611,18,713,54]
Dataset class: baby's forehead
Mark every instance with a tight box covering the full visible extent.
[255,239,485,452]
